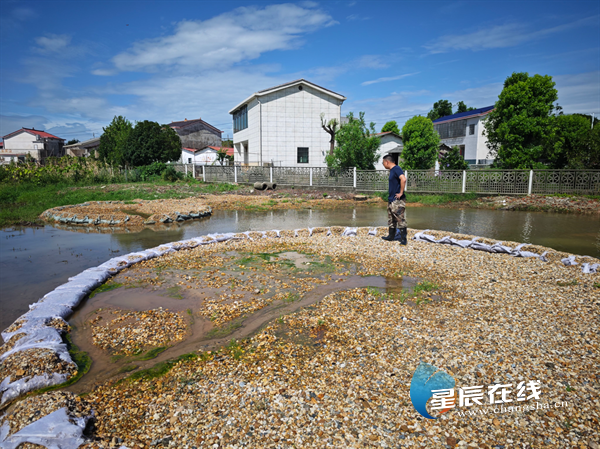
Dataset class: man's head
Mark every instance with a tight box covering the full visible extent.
[382,154,395,169]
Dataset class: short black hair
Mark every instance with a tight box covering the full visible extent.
[382,154,394,162]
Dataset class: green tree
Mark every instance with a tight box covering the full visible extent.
[66,139,80,145]
[320,113,340,156]
[98,116,133,166]
[122,120,182,167]
[543,114,590,168]
[326,112,380,169]
[484,72,558,169]
[401,116,440,169]
[427,100,453,121]
[381,120,400,135]
[440,146,469,170]
[455,101,476,113]
[573,125,600,169]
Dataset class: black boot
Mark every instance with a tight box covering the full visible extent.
[399,227,408,245]
[381,227,396,241]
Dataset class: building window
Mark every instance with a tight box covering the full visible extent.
[469,124,475,135]
[188,158,192,163]
[459,145,465,157]
[297,147,309,164]
[233,105,248,133]
[434,119,467,139]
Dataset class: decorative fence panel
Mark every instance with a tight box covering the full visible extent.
[273,167,311,186]
[465,170,530,195]
[407,170,464,193]
[356,170,389,191]
[532,170,600,195]
[311,168,354,187]
[238,166,269,183]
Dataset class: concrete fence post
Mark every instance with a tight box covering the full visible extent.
[528,170,534,195]
[462,170,466,193]
[405,170,408,191]
[309,167,313,187]
[193,164,196,179]
[353,167,357,188]
[234,165,238,183]
[270,166,273,183]
[202,165,206,182]
[185,164,188,176]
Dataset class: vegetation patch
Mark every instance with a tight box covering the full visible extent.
[137,346,168,361]
[205,318,244,339]
[89,282,123,299]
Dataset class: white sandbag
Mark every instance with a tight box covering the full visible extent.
[470,239,494,253]
[0,407,88,448]
[273,230,281,237]
[308,228,314,237]
[0,372,70,406]
[582,263,599,274]
[0,328,67,361]
[326,228,332,236]
[1,317,64,343]
[491,242,513,254]
[451,238,475,249]
[412,230,437,243]
[562,255,578,266]
[436,236,454,245]
[368,228,377,236]
[22,304,73,320]
[342,227,357,237]
[37,289,88,309]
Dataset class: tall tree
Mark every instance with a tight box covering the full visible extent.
[381,120,400,135]
[573,124,600,169]
[439,146,469,170]
[326,112,380,169]
[401,116,440,169]
[98,116,133,166]
[484,72,558,169]
[122,121,182,167]
[320,113,340,156]
[426,100,453,121]
[455,101,476,113]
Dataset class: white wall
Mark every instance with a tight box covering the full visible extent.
[375,135,403,170]
[4,132,40,151]
[437,114,493,164]
[233,86,341,167]
[182,148,220,165]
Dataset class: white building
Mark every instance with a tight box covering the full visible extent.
[374,131,403,170]
[432,106,494,166]
[181,146,233,165]
[229,79,346,167]
[1,128,64,164]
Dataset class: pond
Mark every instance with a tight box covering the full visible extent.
[1,206,599,333]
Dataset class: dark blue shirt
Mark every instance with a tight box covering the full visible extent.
[388,165,406,202]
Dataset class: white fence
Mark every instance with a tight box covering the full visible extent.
[173,165,600,195]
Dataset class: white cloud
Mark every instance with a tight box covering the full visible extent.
[0,114,49,137]
[554,71,600,114]
[34,34,71,53]
[361,72,420,86]
[111,4,337,72]
[424,16,599,54]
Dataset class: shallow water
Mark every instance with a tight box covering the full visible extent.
[1,206,599,334]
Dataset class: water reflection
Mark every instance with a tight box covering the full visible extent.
[521,212,533,243]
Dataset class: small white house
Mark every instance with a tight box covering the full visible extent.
[374,131,403,170]
[2,128,64,164]
[181,146,234,165]
[432,106,494,166]
[229,79,346,167]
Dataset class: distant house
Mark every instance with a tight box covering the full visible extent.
[374,131,403,170]
[181,146,234,165]
[432,106,494,166]
[64,137,100,158]
[168,118,222,155]
[229,79,346,167]
[2,128,64,164]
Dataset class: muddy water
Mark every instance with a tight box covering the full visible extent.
[1,206,599,333]
[67,274,414,393]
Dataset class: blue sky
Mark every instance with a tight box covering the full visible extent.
[1,0,599,141]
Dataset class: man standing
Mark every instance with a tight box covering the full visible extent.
[381,154,407,244]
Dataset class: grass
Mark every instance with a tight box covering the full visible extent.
[166,285,183,299]
[118,364,139,373]
[282,292,300,303]
[0,179,239,227]
[413,281,439,294]
[137,346,168,361]
[205,318,244,339]
[125,352,203,383]
[226,339,245,360]
[88,282,123,299]
[374,191,481,205]
[594,282,600,289]
[557,280,578,287]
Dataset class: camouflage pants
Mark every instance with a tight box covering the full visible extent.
[387,199,407,229]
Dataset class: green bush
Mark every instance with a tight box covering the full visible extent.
[161,166,183,182]
[140,162,167,181]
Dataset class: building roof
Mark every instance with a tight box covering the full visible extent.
[432,106,495,124]
[374,131,402,139]
[183,146,234,156]
[229,79,346,114]
[64,137,100,149]
[168,118,222,135]
[3,127,64,140]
